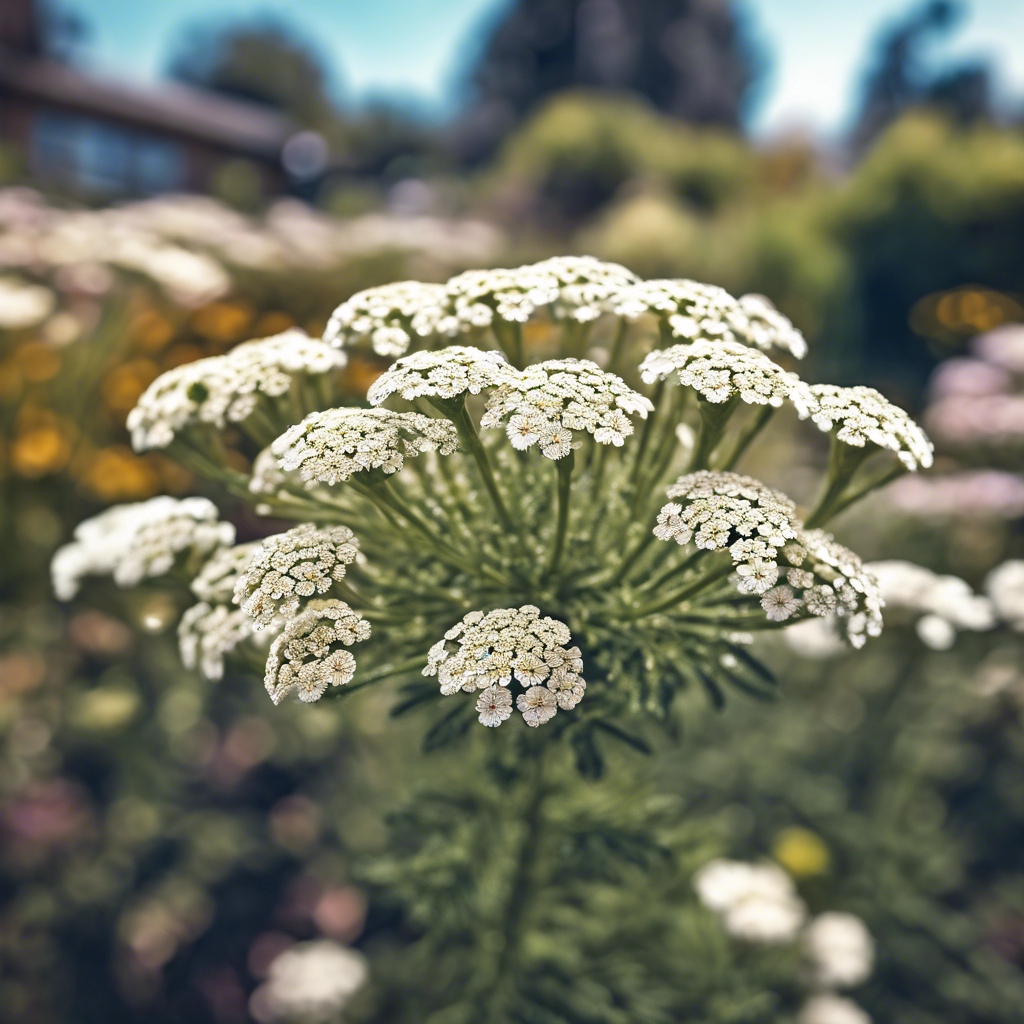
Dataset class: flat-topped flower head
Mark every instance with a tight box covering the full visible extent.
[639,340,816,416]
[272,407,459,485]
[263,599,371,705]
[323,281,457,357]
[446,255,639,330]
[654,471,800,589]
[366,346,517,405]
[234,523,359,629]
[424,605,586,726]
[179,602,268,681]
[480,358,653,458]
[190,542,260,603]
[772,530,884,646]
[128,329,346,451]
[51,496,234,600]
[615,279,807,359]
[810,384,933,470]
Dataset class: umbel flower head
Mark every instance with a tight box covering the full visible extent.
[811,384,934,470]
[366,346,517,405]
[446,255,639,329]
[264,599,371,705]
[654,471,800,588]
[178,602,264,682]
[639,340,816,416]
[615,279,808,360]
[769,530,884,646]
[481,358,653,458]
[127,329,345,451]
[323,281,457,357]
[424,606,586,727]
[51,496,234,600]
[272,407,459,485]
[234,524,360,629]
[190,542,260,603]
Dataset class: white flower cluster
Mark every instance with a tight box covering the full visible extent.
[272,407,459,485]
[639,340,816,415]
[249,940,368,1024]
[0,274,55,329]
[367,346,516,405]
[696,860,875,1023]
[424,606,586,727]
[615,278,807,359]
[323,281,456,357]
[810,385,934,470]
[189,542,260,603]
[987,560,1024,631]
[234,524,359,629]
[51,496,234,600]
[264,599,371,705]
[693,859,807,943]
[803,912,875,989]
[481,358,653,458]
[797,995,872,1024]
[447,255,639,329]
[128,330,346,451]
[867,560,995,650]
[768,531,884,646]
[178,603,265,682]
[654,471,800,590]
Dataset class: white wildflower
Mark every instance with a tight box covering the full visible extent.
[323,281,456,357]
[446,255,638,330]
[476,686,513,727]
[517,685,559,727]
[693,859,806,943]
[803,912,875,989]
[639,340,816,416]
[797,995,872,1024]
[424,606,585,726]
[249,940,368,1024]
[810,385,933,470]
[128,330,346,451]
[0,275,56,329]
[366,346,516,405]
[190,542,260,603]
[51,496,234,600]
[761,585,801,621]
[653,473,800,585]
[234,524,359,628]
[481,359,652,459]
[615,278,807,359]
[986,560,1024,630]
[272,407,459,485]
[793,530,884,647]
[178,602,271,681]
[263,599,371,705]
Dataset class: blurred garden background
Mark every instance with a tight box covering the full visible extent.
[2,0,1024,1021]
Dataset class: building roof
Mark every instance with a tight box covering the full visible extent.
[0,53,294,158]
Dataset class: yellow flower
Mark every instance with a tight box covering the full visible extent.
[773,827,830,878]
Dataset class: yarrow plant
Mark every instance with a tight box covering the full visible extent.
[53,256,934,1021]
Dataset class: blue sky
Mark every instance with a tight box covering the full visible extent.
[67,0,1024,136]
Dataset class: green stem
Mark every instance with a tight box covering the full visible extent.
[445,399,518,537]
[483,741,548,1020]
[686,395,739,473]
[605,317,629,375]
[804,437,874,528]
[627,559,735,619]
[717,404,775,471]
[638,547,709,594]
[545,452,574,580]
[630,379,666,483]
[811,462,908,527]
